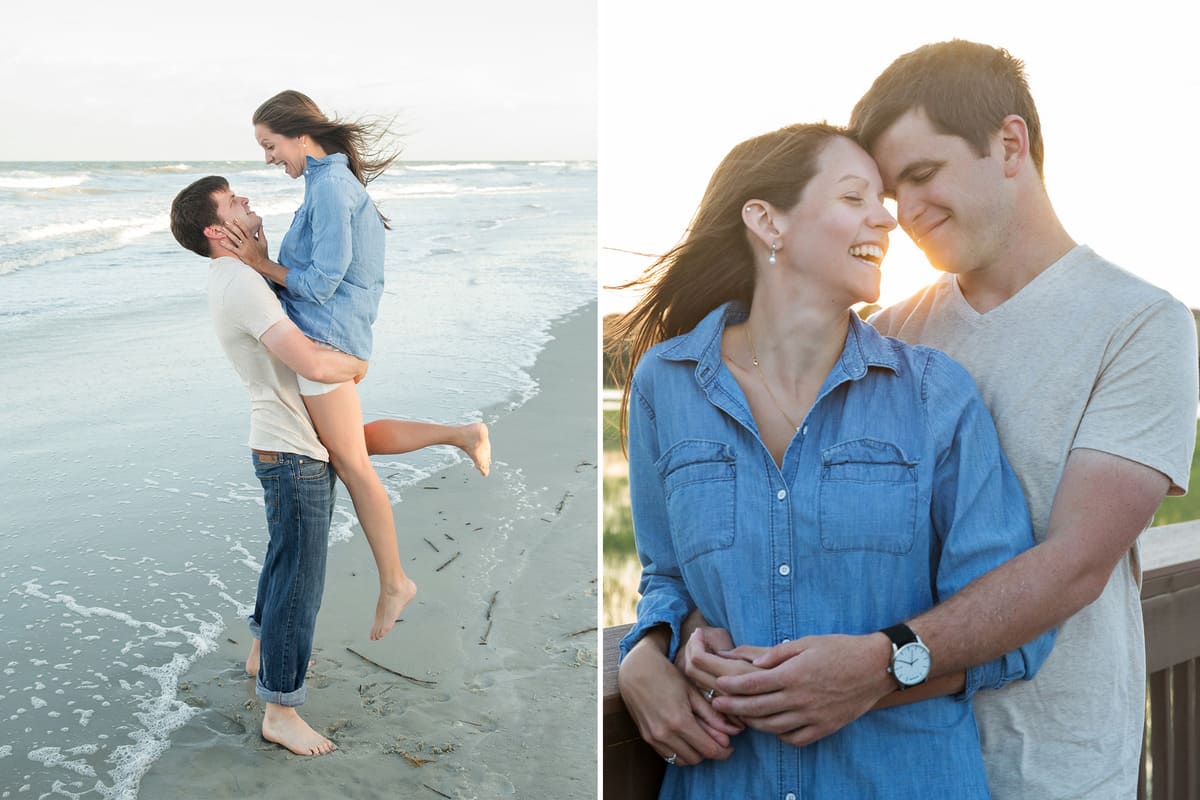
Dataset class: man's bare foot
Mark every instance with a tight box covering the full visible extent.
[371,577,417,640]
[246,638,261,677]
[459,422,491,476]
[261,704,337,756]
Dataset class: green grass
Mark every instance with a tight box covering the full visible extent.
[1152,420,1200,526]
[603,407,638,625]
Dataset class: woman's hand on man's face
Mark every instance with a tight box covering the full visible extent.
[216,215,269,269]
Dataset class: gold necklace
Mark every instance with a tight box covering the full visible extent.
[744,325,802,433]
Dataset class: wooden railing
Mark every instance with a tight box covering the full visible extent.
[604,519,1200,800]
[1140,520,1200,800]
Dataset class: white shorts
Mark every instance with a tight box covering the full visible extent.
[297,341,348,396]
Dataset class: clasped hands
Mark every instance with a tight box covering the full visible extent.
[618,621,895,766]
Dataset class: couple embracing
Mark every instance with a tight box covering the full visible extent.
[170,91,490,756]
[613,40,1197,799]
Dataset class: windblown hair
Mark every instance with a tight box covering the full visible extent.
[850,39,1045,179]
[606,123,847,446]
[253,90,400,226]
[170,175,229,258]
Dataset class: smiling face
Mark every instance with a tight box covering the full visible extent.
[870,109,1010,276]
[773,136,897,305]
[254,123,308,179]
[202,188,261,255]
[209,188,258,227]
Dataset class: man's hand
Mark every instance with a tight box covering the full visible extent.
[713,633,895,747]
[618,630,740,766]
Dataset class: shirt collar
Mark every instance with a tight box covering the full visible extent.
[304,151,349,173]
[657,301,902,386]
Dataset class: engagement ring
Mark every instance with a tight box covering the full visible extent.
[665,753,677,765]
[704,688,716,701]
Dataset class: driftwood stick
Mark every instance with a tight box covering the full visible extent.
[565,626,597,638]
[345,647,437,686]
[423,537,440,553]
[435,552,461,572]
[422,784,452,799]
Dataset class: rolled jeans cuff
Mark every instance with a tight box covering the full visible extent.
[247,614,262,640]
[256,677,307,707]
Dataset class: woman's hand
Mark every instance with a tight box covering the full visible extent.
[217,216,269,270]
[618,629,739,766]
[677,627,760,696]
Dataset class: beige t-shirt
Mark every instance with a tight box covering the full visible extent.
[872,245,1197,800]
[207,256,328,461]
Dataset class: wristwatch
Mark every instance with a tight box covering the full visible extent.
[880,623,931,689]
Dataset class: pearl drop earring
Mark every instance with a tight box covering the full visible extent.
[769,242,778,265]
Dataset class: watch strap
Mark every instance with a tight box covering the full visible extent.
[880,623,918,649]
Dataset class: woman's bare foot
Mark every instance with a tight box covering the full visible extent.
[460,422,491,476]
[261,704,337,756]
[246,638,261,677]
[371,577,417,640]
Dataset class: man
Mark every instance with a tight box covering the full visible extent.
[170,176,367,756]
[701,40,1197,798]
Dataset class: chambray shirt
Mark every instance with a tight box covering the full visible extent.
[276,152,385,361]
[620,303,1054,800]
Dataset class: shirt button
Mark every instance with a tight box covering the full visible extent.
[778,564,791,576]
[801,425,808,435]
[786,794,797,800]
[776,489,787,500]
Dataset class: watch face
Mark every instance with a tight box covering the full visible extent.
[893,642,931,686]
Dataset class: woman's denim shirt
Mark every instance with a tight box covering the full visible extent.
[620,303,1055,799]
[276,152,384,361]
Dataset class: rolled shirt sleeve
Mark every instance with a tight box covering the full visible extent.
[618,380,697,663]
[923,351,1057,698]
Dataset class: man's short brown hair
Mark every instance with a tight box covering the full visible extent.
[170,175,229,257]
[850,40,1044,179]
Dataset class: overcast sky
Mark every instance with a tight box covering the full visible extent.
[599,1,1200,310]
[1,0,596,162]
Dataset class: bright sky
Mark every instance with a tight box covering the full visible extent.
[1,0,595,162]
[599,1,1200,312]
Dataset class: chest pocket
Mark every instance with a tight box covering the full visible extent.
[656,440,737,564]
[818,439,917,554]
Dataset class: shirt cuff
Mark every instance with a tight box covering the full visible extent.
[961,659,1001,701]
[618,613,685,664]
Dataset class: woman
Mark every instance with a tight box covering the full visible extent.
[609,123,1053,797]
[219,90,490,641]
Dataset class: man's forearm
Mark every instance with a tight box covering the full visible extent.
[912,450,1168,679]
[312,350,366,384]
[910,534,1088,678]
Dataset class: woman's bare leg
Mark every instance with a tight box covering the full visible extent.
[303,383,416,640]
[363,420,491,476]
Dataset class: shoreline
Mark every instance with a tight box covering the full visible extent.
[138,301,599,799]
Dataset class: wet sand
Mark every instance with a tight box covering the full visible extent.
[139,303,599,799]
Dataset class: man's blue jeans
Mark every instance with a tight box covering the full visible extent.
[246,450,336,707]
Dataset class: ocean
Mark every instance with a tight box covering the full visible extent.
[0,160,596,797]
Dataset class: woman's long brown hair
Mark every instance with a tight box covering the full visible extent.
[606,123,847,448]
[253,90,400,226]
